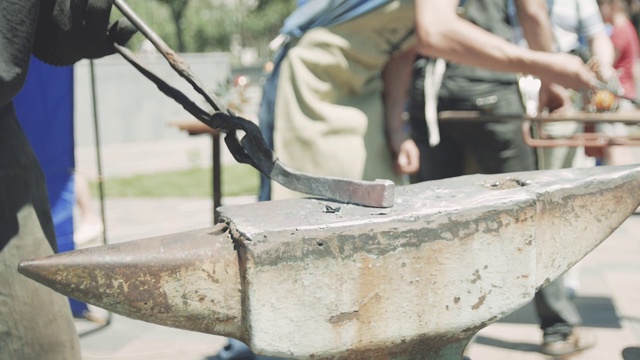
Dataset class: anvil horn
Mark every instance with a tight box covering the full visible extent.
[19,165,640,359]
[18,226,246,341]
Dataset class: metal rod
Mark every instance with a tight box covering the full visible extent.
[89,61,108,247]
[521,119,640,148]
[213,133,221,223]
[82,59,112,335]
[439,110,640,124]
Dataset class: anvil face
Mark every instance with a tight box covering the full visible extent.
[19,165,640,359]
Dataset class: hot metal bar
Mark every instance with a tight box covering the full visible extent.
[19,165,640,359]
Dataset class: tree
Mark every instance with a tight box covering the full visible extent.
[113,0,296,62]
[183,0,295,60]
[156,0,190,52]
[244,0,296,57]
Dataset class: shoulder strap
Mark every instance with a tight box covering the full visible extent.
[281,0,393,39]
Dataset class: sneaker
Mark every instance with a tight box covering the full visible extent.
[540,328,596,356]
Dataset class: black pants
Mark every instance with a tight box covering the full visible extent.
[409,71,582,339]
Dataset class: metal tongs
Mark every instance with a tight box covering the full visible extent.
[111,0,394,208]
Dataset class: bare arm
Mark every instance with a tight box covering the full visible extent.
[588,32,617,80]
[382,46,419,175]
[590,32,616,66]
[515,0,574,113]
[515,0,554,51]
[414,0,595,90]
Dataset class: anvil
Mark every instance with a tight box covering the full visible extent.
[19,165,640,359]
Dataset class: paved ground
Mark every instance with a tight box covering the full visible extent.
[466,215,640,360]
[71,140,640,359]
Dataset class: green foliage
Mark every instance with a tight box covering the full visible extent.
[243,0,298,56]
[113,1,176,52]
[155,0,190,51]
[114,0,296,60]
[183,1,239,52]
[92,164,259,198]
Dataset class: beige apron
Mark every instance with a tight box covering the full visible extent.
[272,0,415,200]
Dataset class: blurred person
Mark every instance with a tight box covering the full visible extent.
[538,0,639,168]
[0,1,134,358]
[599,0,640,99]
[595,0,640,165]
[409,0,595,357]
[539,0,636,347]
[537,0,618,171]
[550,0,616,68]
[258,0,597,202]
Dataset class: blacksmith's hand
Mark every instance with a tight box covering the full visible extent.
[32,0,136,66]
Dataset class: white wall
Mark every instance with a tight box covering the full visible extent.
[74,52,231,147]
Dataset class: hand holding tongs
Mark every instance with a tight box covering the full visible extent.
[111,0,394,208]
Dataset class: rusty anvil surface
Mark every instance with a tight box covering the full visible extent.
[19,165,640,359]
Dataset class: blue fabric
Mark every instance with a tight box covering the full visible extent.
[281,0,392,39]
[14,56,88,316]
[258,0,392,200]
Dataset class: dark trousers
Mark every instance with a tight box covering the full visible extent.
[409,76,582,338]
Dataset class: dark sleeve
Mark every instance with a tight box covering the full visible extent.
[0,0,40,107]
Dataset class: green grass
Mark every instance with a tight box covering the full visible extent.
[90,164,259,198]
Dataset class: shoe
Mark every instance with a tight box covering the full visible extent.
[217,339,255,360]
[215,338,283,360]
[540,328,596,356]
